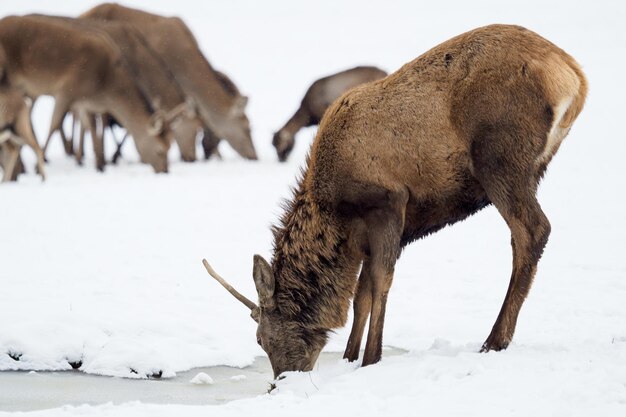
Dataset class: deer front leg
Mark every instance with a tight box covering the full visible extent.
[344,261,373,362]
[201,128,221,160]
[362,260,395,366]
[361,190,407,367]
[80,112,105,172]
[58,120,73,156]
[111,132,128,165]
[74,114,85,166]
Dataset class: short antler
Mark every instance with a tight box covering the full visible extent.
[164,102,192,123]
[202,259,258,311]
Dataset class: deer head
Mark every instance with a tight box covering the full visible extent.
[142,101,198,172]
[148,101,195,136]
[272,130,295,162]
[219,95,257,160]
[203,257,325,379]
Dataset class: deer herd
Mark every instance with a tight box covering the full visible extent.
[0,3,384,180]
[2,3,588,381]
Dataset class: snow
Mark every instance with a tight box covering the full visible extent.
[189,372,213,385]
[1,0,626,416]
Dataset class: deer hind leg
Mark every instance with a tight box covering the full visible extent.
[15,107,46,181]
[0,139,21,182]
[43,98,70,162]
[360,188,408,366]
[472,127,552,352]
[343,260,373,362]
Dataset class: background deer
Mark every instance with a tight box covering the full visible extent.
[273,66,387,162]
[206,24,587,378]
[81,3,258,161]
[200,70,241,160]
[43,16,199,166]
[0,14,174,173]
[0,85,42,181]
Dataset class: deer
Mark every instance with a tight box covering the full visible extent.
[0,84,43,182]
[42,16,199,165]
[273,66,388,162]
[102,68,237,164]
[199,70,241,160]
[81,3,258,161]
[0,14,175,173]
[203,24,587,379]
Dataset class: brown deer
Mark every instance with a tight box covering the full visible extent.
[43,16,199,165]
[204,25,587,379]
[273,66,388,162]
[81,3,258,161]
[200,70,241,160]
[0,14,172,173]
[107,69,236,164]
[0,85,42,182]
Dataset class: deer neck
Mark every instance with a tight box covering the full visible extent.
[280,106,311,139]
[270,184,360,331]
[99,68,156,141]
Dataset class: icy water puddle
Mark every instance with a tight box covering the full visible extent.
[0,348,406,411]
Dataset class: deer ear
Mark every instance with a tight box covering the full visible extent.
[229,96,248,117]
[253,254,275,309]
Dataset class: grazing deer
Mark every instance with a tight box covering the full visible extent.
[81,3,257,161]
[200,70,240,160]
[44,16,199,165]
[0,14,173,173]
[0,85,43,182]
[204,25,587,378]
[273,66,388,162]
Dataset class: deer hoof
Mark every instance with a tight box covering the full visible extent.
[480,335,510,352]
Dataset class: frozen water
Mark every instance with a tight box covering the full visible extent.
[0,349,407,412]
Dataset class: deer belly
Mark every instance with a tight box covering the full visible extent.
[401,175,489,245]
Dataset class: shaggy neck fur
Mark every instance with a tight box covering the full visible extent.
[271,180,359,333]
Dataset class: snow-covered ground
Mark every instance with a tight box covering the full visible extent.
[1,0,625,415]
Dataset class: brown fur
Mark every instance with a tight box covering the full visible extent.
[0,85,41,181]
[46,16,200,165]
[249,25,587,378]
[273,66,388,161]
[81,3,257,160]
[0,14,171,173]
[200,70,240,160]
